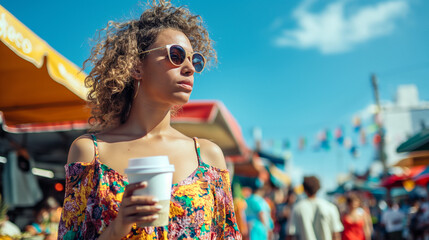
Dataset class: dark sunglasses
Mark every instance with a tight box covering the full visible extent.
[141,44,206,73]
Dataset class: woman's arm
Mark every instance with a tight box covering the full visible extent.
[199,139,242,239]
[66,135,95,165]
[58,136,96,239]
[198,139,227,169]
[363,211,373,240]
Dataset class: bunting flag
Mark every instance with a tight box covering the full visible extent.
[316,130,325,150]
[360,129,367,145]
[353,116,362,132]
[335,127,344,145]
[373,133,381,146]
[317,130,326,142]
[314,129,331,151]
[344,137,352,149]
[350,145,359,158]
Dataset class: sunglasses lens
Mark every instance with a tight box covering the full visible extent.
[169,45,186,65]
[192,53,205,73]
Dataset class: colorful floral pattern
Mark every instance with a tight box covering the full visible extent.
[58,136,241,239]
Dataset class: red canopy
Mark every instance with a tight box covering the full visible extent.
[380,166,426,189]
[171,100,249,161]
[413,166,429,186]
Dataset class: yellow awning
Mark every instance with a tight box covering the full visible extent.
[0,4,90,128]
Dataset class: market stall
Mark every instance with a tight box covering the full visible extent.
[0,4,89,133]
[395,129,429,167]
[380,165,426,191]
[413,165,429,187]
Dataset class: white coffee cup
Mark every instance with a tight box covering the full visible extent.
[125,156,175,227]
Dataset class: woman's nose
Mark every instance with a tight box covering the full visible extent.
[181,56,195,75]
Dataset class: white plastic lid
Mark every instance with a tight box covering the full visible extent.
[125,165,175,174]
[127,156,169,168]
[125,156,175,174]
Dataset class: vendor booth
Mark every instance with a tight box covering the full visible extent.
[380,165,426,190]
[413,166,429,186]
[0,4,89,133]
[393,128,429,190]
[395,129,429,167]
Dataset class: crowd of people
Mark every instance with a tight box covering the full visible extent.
[2,176,429,240]
[0,196,61,239]
[233,175,429,240]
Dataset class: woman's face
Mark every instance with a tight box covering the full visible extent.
[137,28,196,107]
[348,198,360,210]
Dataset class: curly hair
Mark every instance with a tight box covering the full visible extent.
[302,176,320,196]
[83,0,216,130]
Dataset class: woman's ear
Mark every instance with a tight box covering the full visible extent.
[131,62,144,80]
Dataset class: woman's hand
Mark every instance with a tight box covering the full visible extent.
[99,181,162,240]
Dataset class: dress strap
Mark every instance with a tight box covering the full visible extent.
[90,134,100,160]
[193,137,202,166]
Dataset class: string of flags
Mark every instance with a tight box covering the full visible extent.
[263,115,384,158]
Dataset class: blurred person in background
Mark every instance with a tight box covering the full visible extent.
[421,196,429,240]
[245,181,274,240]
[23,197,60,240]
[0,217,20,239]
[286,176,343,240]
[263,181,277,239]
[234,183,249,240]
[341,193,372,240]
[24,201,55,240]
[408,198,425,240]
[276,188,297,240]
[43,197,61,239]
[0,194,21,238]
[368,197,383,240]
[381,200,405,240]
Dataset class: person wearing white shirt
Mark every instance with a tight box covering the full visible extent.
[0,217,21,237]
[287,176,344,240]
[381,200,405,240]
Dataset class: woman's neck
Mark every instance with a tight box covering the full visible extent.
[121,99,173,137]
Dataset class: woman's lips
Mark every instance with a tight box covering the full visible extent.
[177,80,193,91]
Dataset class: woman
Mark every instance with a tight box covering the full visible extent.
[245,184,274,240]
[58,1,241,239]
[341,194,372,240]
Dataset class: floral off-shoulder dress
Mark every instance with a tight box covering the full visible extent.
[58,135,241,239]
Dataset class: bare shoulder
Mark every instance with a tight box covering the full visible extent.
[67,134,95,165]
[197,138,227,170]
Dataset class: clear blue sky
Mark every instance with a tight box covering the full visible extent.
[2,0,429,191]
